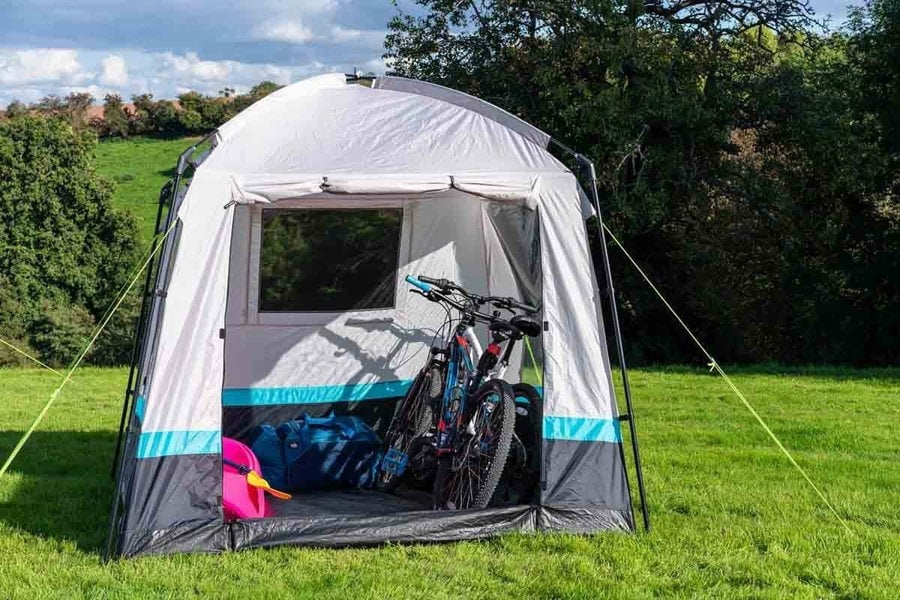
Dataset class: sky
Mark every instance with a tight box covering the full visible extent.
[0,0,862,108]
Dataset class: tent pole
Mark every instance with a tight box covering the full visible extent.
[577,154,651,532]
[109,182,169,479]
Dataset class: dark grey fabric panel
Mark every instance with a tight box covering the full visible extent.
[537,505,633,533]
[232,505,536,550]
[268,489,432,518]
[223,398,399,443]
[118,454,222,556]
[542,439,631,510]
[119,519,230,558]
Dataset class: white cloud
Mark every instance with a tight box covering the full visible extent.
[329,26,385,47]
[99,55,128,86]
[361,57,388,74]
[162,51,234,81]
[0,48,84,86]
[253,20,316,44]
[254,0,338,15]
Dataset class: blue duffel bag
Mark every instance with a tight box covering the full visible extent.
[250,413,382,492]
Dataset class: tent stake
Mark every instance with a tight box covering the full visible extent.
[578,154,651,532]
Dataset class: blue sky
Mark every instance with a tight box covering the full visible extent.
[0,0,861,108]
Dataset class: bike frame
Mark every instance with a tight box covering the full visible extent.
[433,319,512,453]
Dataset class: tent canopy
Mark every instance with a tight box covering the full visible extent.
[108,73,635,558]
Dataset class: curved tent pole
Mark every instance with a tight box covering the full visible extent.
[562,147,650,532]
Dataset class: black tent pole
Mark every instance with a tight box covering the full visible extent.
[577,154,651,532]
[109,182,169,479]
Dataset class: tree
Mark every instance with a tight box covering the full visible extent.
[249,81,282,99]
[4,100,28,119]
[102,93,131,138]
[131,93,183,136]
[0,115,138,366]
[63,92,94,130]
[384,0,900,365]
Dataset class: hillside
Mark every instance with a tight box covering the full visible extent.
[95,136,200,244]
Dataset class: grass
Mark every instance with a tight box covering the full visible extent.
[94,136,201,244]
[0,366,897,598]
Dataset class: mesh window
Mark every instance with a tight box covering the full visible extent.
[259,208,402,312]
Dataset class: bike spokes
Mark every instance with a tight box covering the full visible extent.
[436,384,513,511]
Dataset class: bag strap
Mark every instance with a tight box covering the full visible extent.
[297,413,356,439]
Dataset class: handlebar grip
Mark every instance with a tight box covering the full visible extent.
[418,275,451,289]
[513,299,538,313]
[405,274,432,293]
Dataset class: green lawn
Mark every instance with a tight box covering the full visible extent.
[0,366,897,598]
[95,136,201,244]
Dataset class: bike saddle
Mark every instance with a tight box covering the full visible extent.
[510,315,542,338]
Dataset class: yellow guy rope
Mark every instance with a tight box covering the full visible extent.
[0,218,172,380]
[0,337,67,377]
[524,336,543,387]
[601,223,854,536]
[0,220,178,479]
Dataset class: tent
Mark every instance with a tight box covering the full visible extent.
[106,73,647,558]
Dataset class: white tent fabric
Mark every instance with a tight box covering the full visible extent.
[207,83,566,176]
[373,76,553,150]
[138,77,618,446]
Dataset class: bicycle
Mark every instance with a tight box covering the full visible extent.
[378,274,542,510]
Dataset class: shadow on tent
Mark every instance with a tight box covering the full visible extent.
[0,430,115,553]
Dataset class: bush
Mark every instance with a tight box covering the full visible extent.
[0,115,138,367]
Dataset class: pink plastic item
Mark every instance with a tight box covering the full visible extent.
[222,437,272,521]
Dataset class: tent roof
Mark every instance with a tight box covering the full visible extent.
[205,73,568,177]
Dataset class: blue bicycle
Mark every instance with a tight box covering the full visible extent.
[378,274,541,510]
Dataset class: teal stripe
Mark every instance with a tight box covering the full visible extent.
[222,380,414,407]
[543,415,622,443]
[134,395,146,422]
[137,430,221,459]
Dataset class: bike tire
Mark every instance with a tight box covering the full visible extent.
[435,379,515,510]
[377,365,441,493]
[491,382,542,506]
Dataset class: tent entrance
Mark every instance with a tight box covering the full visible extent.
[221,192,545,530]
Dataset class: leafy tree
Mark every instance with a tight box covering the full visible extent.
[102,93,131,138]
[0,115,138,366]
[385,0,899,365]
[63,92,94,130]
[4,100,28,119]
[249,81,282,99]
[131,93,183,136]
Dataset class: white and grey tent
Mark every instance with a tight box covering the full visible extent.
[106,73,648,558]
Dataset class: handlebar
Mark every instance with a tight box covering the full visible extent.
[486,296,538,314]
[405,274,432,293]
[405,273,539,317]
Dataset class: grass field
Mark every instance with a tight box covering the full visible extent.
[0,366,897,598]
[95,136,201,243]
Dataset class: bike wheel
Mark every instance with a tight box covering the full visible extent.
[491,382,542,506]
[435,379,515,510]
[376,365,441,492]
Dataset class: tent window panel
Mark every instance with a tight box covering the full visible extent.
[258,208,402,312]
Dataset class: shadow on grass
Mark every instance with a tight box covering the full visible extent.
[0,431,117,554]
[625,363,900,381]
[157,165,177,179]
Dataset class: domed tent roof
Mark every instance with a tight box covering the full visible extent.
[205,73,567,176]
